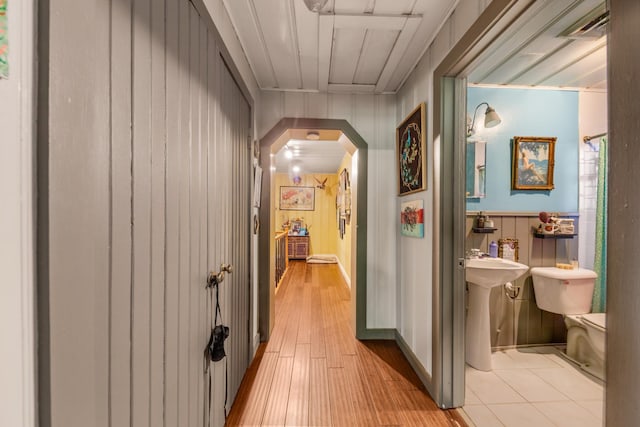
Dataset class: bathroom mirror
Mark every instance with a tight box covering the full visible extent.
[466,140,486,199]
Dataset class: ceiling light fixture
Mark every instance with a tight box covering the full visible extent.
[302,0,328,13]
[284,145,293,159]
[306,130,320,140]
[467,102,502,136]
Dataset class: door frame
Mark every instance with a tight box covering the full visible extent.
[257,118,371,341]
[431,0,537,408]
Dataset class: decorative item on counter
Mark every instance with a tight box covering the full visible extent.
[484,215,494,228]
[489,241,498,258]
[475,211,485,228]
[538,211,560,234]
[556,218,575,234]
[498,238,519,261]
[556,262,575,270]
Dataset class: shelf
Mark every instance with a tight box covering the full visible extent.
[533,232,576,239]
[472,227,498,233]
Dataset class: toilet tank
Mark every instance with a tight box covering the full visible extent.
[530,267,598,314]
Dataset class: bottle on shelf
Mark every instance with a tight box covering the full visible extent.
[489,241,498,258]
[476,211,485,228]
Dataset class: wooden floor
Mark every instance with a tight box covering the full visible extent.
[226,261,467,426]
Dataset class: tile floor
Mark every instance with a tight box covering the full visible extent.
[461,346,604,427]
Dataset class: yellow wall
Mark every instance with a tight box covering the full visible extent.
[274,173,338,255]
[335,153,352,280]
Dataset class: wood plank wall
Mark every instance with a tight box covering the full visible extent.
[41,1,251,426]
[466,213,579,348]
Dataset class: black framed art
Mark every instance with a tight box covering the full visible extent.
[397,103,427,196]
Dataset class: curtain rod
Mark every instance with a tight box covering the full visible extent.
[583,132,607,143]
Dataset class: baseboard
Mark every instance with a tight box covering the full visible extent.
[357,328,395,340]
[336,258,351,288]
[252,333,261,357]
[394,330,436,402]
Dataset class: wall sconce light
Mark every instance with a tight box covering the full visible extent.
[467,102,501,136]
[303,0,328,12]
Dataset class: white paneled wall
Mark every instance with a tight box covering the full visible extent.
[42,1,253,426]
[0,0,36,426]
[395,0,490,375]
[259,91,398,328]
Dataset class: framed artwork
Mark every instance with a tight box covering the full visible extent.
[511,136,556,190]
[498,238,519,262]
[279,186,315,211]
[253,166,262,208]
[337,168,351,239]
[0,0,7,79]
[397,103,427,196]
[400,199,424,238]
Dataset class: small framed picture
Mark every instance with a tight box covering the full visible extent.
[397,103,427,196]
[400,199,425,238]
[498,238,519,262]
[511,136,556,190]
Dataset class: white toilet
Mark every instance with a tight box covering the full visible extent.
[530,267,605,380]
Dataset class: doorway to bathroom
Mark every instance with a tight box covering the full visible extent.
[433,0,608,424]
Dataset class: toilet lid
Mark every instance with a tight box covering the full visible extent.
[581,313,606,330]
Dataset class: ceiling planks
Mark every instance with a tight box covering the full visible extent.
[468,0,608,90]
[223,0,457,93]
[330,28,368,84]
[354,30,398,85]
[293,0,320,89]
[318,14,334,92]
[252,0,301,89]
[510,39,606,86]
[223,0,277,88]
[223,0,607,94]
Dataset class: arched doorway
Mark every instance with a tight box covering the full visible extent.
[258,118,368,341]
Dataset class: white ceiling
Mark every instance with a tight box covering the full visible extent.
[274,139,347,173]
[222,0,458,93]
[230,1,609,174]
[468,0,607,89]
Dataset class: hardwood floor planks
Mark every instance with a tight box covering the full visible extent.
[308,357,332,426]
[327,367,357,426]
[261,356,294,426]
[309,286,326,359]
[226,262,467,427]
[285,344,311,426]
[232,351,278,426]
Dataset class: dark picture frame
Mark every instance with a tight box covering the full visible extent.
[511,136,556,190]
[397,103,427,196]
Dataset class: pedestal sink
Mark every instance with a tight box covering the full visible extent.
[465,257,529,370]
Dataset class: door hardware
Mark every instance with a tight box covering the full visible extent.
[207,263,234,288]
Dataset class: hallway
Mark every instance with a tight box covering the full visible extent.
[226,261,466,426]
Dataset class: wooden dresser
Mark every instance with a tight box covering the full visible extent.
[287,235,309,260]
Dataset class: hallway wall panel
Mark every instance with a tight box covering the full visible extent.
[41,1,252,426]
[394,0,490,381]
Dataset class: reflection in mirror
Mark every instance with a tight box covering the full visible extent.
[466,140,486,198]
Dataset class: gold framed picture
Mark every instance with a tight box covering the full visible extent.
[512,136,556,190]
